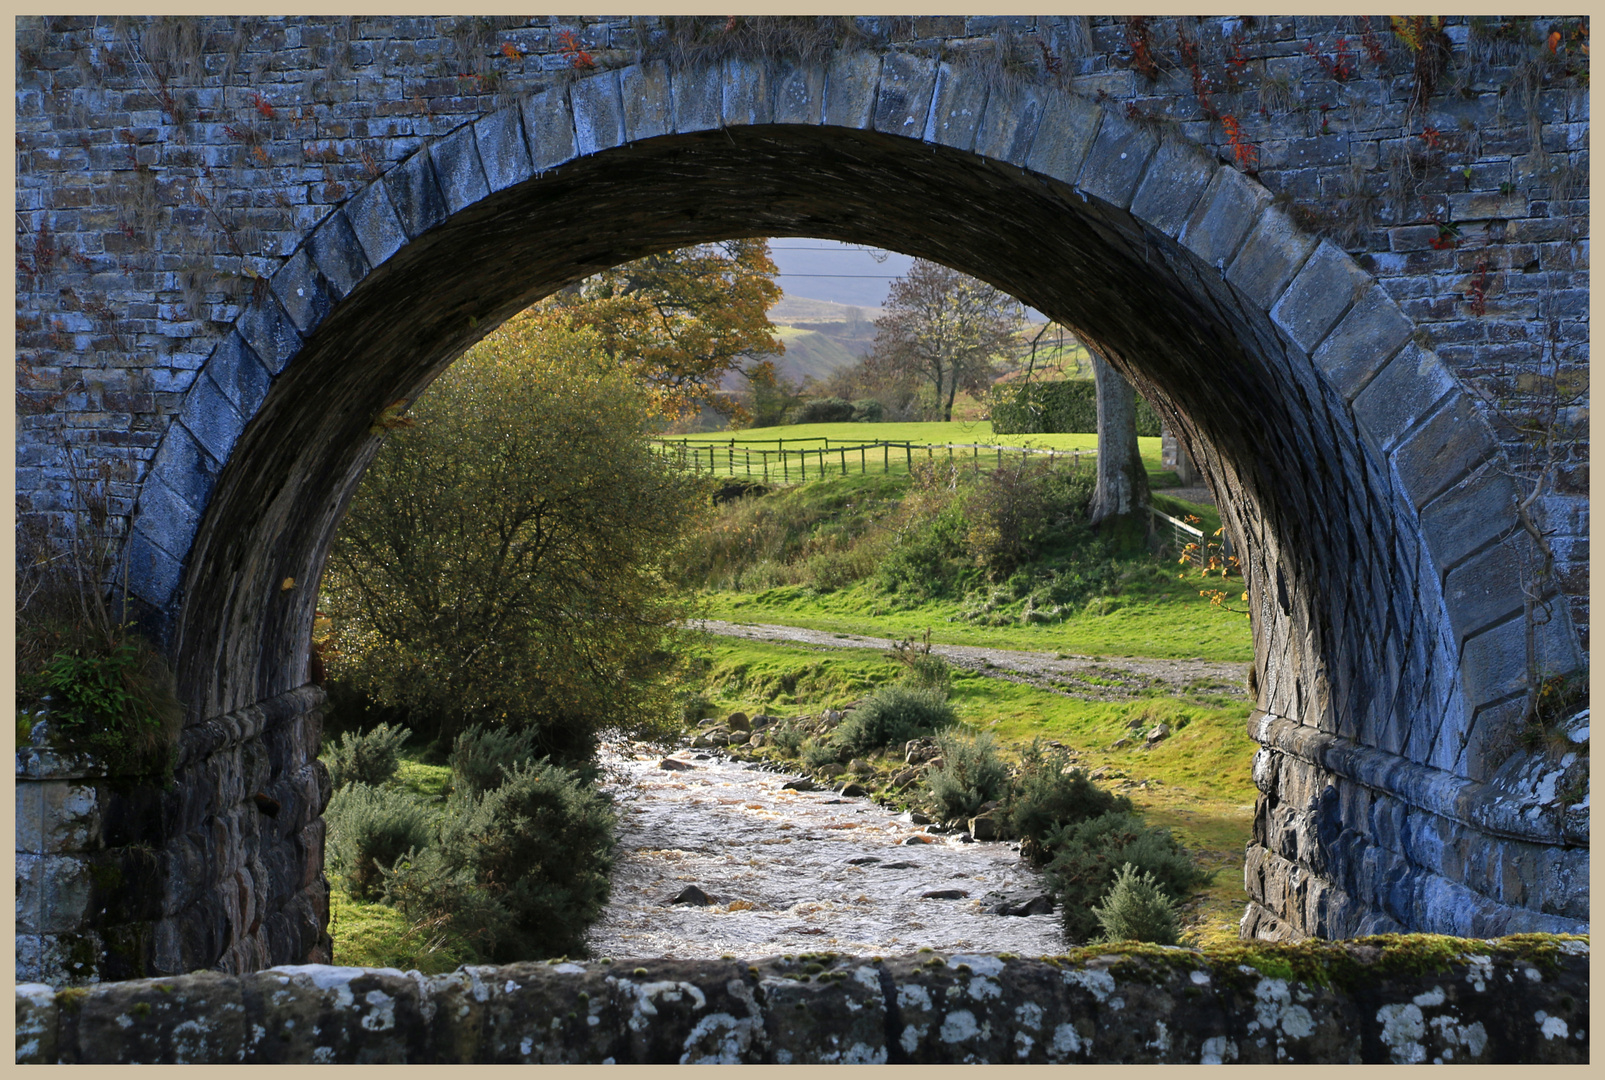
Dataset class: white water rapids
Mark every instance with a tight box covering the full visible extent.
[586,742,1067,960]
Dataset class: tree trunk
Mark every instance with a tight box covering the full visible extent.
[1089,350,1150,527]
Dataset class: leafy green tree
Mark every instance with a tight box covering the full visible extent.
[320,317,705,761]
[541,238,784,423]
[869,260,1024,421]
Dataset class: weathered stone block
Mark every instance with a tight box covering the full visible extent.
[305,209,371,300]
[16,851,44,933]
[14,982,57,1064]
[619,61,671,142]
[1269,239,1372,355]
[1179,165,1271,270]
[1311,285,1414,402]
[570,70,625,155]
[1226,204,1316,309]
[342,180,408,268]
[428,123,490,215]
[723,57,774,126]
[1390,393,1497,512]
[1442,535,1536,646]
[145,423,221,517]
[1129,137,1216,238]
[236,293,302,376]
[1075,111,1157,208]
[124,528,184,610]
[872,51,935,138]
[823,50,880,128]
[922,62,988,150]
[975,83,1045,166]
[382,150,448,239]
[671,62,723,133]
[772,61,824,125]
[1459,613,1582,710]
[1024,91,1102,185]
[269,250,335,337]
[130,474,200,566]
[1418,466,1519,571]
[1351,343,1457,455]
[522,85,577,172]
[178,372,246,464]
[473,105,533,192]
[40,854,94,933]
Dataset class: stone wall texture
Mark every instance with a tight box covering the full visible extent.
[14,15,1589,981]
[14,939,1591,1063]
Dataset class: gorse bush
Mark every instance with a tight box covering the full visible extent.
[1091,863,1182,946]
[448,724,541,798]
[1006,739,1132,863]
[325,722,411,789]
[1044,811,1210,944]
[326,782,434,901]
[830,685,956,759]
[925,729,1011,824]
[384,757,617,962]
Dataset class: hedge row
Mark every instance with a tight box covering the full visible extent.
[988,380,1161,437]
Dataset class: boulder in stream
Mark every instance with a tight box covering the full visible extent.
[669,885,713,906]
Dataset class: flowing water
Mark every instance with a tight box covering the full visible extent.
[586,741,1066,960]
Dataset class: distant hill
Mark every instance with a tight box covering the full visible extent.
[764,295,881,386]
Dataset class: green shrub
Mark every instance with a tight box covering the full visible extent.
[786,397,857,424]
[1044,812,1209,944]
[770,724,805,755]
[831,686,956,759]
[988,380,1161,436]
[37,637,182,777]
[448,724,541,798]
[325,722,411,789]
[898,652,952,697]
[326,782,434,900]
[925,730,1010,824]
[385,757,617,962]
[1091,863,1182,945]
[851,398,884,422]
[1006,739,1132,864]
[801,738,842,768]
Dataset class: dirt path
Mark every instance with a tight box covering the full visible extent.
[694,620,1250,703]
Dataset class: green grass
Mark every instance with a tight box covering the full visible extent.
[658,421,1173,483]
[701,568,1252,663]
[695,636,1257,946]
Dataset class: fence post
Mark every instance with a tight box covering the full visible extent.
[763,451,768,484]
[883,442,889,475]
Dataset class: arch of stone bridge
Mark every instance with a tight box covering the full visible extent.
[122,57,1581,938]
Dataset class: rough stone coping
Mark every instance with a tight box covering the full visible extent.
[14,938,1589,1064]
[1252,711,1590,849]
[14,686,326,781]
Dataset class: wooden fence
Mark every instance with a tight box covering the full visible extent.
[653,436,1096,483]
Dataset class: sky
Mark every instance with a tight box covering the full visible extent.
[767,238,1046,320]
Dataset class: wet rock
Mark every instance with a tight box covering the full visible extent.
[659,758,696,771]
[847,856,881,865]
[988,893,1055,916]
[921,888,970,900]
[669,884,712,906]
[781,778,817,792]
[726,712,750,731]
[908,811,933,825]
[691,730,729,749]
[882,861,919,870]
[968,812,1002,841]
[901,835,935,845]
[839,782,870,798]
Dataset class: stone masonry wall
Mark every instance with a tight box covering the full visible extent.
[15,687,331,987]
[15,14,1589,642]
[14,939,1591,1063]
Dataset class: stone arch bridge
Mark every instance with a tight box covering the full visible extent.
[15,16,1588,986]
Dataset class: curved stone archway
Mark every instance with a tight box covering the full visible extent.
[87,56,1586,972]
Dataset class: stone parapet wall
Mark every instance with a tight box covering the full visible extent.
[14,939,1590,1063]
[15,687,331,987]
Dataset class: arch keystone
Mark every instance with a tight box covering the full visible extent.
[619,61,672,142]
[521,85,578,172]
[823,50,880,128]
[722,57,774,126]
[773,61,825,125]
[872,52,936,137]
[923,61,988,150]
[570,70,626,156]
